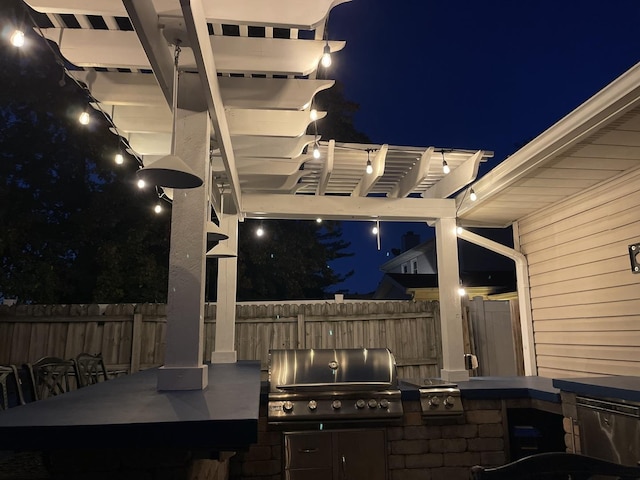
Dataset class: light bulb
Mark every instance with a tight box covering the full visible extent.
[366,160,373,175]
[316,218,322,223]
[442,160,450,174]
[137,179,146,189]
[256,227,264,237]
[372,226,378,235]
[313,143,321,159]
[456,227,463,235]
[458,287,466,296]
[10,30,25,47]
[154,204,162,214]
[321,43,332,68]
[79,111,90,125]
[114,153,124,165]
[469,188,477,201]
[310,108,318,121]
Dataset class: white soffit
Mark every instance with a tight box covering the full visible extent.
[229,135,315,158]
[456,62,640,228]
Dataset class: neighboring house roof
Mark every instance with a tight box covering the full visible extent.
[455,63,640,228]
[380,238,436,272]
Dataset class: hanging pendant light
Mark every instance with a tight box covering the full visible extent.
[137,43,203,189]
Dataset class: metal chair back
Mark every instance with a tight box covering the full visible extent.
[0,365,26,409]
[25,357,77,400]
[75,353,109,387]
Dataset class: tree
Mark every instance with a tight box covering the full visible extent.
[0,1,170,303]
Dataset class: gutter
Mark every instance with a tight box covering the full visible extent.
[456,227,537,376]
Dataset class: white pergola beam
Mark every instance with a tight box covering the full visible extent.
[181,0,242,213]
[26,0,350,29]
[229,135,315,158]
[40,28,345,76]
[226,109,325,137]
[242,194,456,221]
[211,157,304,176]
[422,150,483,199]
[317,139,335,195]
[351,144,387,197]
[122,0,174,105]
[388,147,434,198]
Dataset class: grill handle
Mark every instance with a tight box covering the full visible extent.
[341,455,347,479]
[298,448,318,454]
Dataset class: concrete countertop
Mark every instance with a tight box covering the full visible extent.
[552,376,640,403]
[0,361,261,450]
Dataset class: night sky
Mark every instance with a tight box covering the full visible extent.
[327,1,640,294]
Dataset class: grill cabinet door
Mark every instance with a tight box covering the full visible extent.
[333,429,386,480]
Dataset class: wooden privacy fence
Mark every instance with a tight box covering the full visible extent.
[0,300,442,379]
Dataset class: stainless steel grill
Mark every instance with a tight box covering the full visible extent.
[405,378,464,420]
[268,348,403,425]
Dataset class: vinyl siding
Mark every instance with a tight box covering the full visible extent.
[517,167,640,378]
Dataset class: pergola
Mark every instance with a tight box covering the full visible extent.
[23,0,494,389]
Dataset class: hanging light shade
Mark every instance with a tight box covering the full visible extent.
[137,43,203,189]
[206,243,237,258]
[206,221,228,241]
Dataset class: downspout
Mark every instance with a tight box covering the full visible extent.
[456,227,537,376]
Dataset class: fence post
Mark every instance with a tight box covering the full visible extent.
[297,313,305,349]
[130,313,143,373]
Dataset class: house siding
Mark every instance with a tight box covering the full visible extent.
[517,167,640,378]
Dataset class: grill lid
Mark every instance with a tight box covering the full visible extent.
[269,348,398,392]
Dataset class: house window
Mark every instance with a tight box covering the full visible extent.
[402,263,408,274]
[411,260,418,274]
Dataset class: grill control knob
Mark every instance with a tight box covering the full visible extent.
[308,400,318,411]
[332,400,342,410]
[444,396,456,408]
[379,399,390,409]
[356,399,366,409]
[428,396,441,408]
[283,401,294,413]
[368,399,378,408]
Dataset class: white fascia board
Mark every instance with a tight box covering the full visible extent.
[242,194,456,221]
[456,62,640,219]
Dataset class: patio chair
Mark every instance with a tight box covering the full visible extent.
[75,353,109,387]
[0,364,26,409]
[471,452,640,479]
[25,356,78,400]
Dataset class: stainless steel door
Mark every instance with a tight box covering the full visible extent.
[576,396,640,466]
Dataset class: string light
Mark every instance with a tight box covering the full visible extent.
[310,108,318,121]
[154,204,162,214]
[137,179,146,189]
[114,153,124,165]
[256,226,264,237]
[458,287,466,296]
[442,151,450,174]
[321,42,332,68]
[316,218,322,223]
[78,110,90,125]
[313,140,321,159]
[366,149,373,175]
[372,225,378,235]
[469,188,477,201]
[10,30,25,47]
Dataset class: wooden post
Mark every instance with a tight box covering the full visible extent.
[130,313,142,374]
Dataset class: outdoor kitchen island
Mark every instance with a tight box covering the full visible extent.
[0,362,262,479]
[231,375,567,480]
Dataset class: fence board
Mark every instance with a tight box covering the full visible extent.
[28,323,50,362]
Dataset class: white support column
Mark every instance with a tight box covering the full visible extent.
[435,217,469,382]
[211,208,239,363]
[157,109,209,391]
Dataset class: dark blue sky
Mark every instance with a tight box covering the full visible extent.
[327,1,640,294]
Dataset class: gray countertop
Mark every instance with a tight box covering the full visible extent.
[552,376,640,403]
[0,361,261,450]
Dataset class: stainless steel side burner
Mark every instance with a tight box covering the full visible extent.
[268,348,403,426]
[407,378,464,419]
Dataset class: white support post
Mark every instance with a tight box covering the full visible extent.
[435,217,469,382]
[211,209,238,363]
[157,109,209,391]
